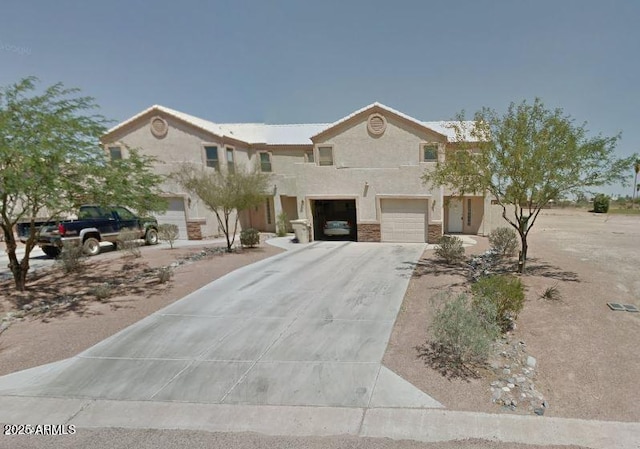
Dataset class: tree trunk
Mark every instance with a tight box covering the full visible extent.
[634,172,638,208]
[517,234,528,274]
[3,230,28,291]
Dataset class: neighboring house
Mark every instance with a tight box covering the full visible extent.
[101,102,502,243]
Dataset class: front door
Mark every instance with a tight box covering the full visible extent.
[448,199,463,233]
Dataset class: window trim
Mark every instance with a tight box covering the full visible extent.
[420,142,440,163]
[226,146,236,174]
[316,145,334,167]
[203,144,220,170]
[258,151,272,172]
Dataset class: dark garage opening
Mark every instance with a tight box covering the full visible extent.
[311,199,357,241]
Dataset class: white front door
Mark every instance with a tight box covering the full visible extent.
[448,199,463,233]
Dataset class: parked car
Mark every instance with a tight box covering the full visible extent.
[323,220,351,236]
[17,205,159,257]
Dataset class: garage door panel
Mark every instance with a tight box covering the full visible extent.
[155,197,188,240]
[380,199,427,243]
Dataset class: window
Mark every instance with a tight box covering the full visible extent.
[423,144,438,162]
[109,146,122,161]
[115,207,136,221]
[305,150,314,163]
[205,146,219,170]
[467,199,472,226]
[259,152,272,172]
[226,148,235,173]
[318,146,333,166]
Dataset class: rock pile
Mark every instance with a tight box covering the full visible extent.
[487,336,548,415]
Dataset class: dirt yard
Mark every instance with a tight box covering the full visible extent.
[1,210,639,427]
[384,209,640,423]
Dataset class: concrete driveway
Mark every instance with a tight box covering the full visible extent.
[0,241,440,408]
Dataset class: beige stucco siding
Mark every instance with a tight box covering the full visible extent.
[316,116,446,169]
[103,115,233,238]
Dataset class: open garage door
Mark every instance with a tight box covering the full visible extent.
[311,199,357,241]
[155,197,188,240]
[380,198,428,243]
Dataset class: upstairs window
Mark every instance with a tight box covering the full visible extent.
[109,146,122,161]
[305,150,314,163]
[259,152,272,172]
[226,148,235,174]
[318,146,334,166]
[205,146,219,170]
[423,144,438,162]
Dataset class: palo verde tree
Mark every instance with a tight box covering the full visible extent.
[423,98,634,273]
[174,163,270,252]
[0,77,166,291]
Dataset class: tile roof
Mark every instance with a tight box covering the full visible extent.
[105,103,475,145]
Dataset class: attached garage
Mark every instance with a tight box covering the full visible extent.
[380,198,428,243]
[155,196,188,240]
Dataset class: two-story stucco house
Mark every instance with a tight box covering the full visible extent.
[101,102,501,243]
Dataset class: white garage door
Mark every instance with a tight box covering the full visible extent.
[380,199,428,243]
[155,197,188,240]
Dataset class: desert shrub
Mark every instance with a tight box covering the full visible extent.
[540,284,562,301]
[240,228,260,248]
[471,274,525,332]
[435,235,465,264]
[276,212,288,237]
[430,293,500,368]
[157,266,172,284]
[117,228,141,258]
[57,242,86,273]
[158,224,179,249]
[488,227,519,257]
[89,283,112,301]
[593,194,610,213]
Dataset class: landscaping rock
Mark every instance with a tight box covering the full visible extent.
[527,356,537,368]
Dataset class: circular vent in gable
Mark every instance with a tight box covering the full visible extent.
[150,116,169,138]
[367,113,387,136]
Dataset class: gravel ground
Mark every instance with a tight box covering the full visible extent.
[384,208,640,422]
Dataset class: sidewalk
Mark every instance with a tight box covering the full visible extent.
[0,396,637,448]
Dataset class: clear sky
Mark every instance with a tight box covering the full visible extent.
[1,0,638,195]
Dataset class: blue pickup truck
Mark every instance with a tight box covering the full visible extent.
[18,205,159,258]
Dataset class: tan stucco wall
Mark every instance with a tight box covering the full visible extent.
[103,115,240,238]
[289,116,444,226]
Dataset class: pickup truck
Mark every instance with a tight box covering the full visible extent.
[18,205,159,258]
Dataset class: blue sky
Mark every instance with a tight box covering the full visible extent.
[1,0,638,194]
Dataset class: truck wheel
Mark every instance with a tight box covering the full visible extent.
[83,237,101,256]
[42,246,61,258]
[145,228,159,246]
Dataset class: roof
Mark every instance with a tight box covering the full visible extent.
[105,103,475,145]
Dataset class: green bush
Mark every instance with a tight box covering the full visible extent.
[435,235,465,264]
[593,194,610,213]
[276,212,288,237]
[471,275,525,332]
[57,242,86,273]
[430,293,500,368]
[158,223,179,249]
[488,227,519,257]
[240,228,260,248]
[89,283,112,301]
